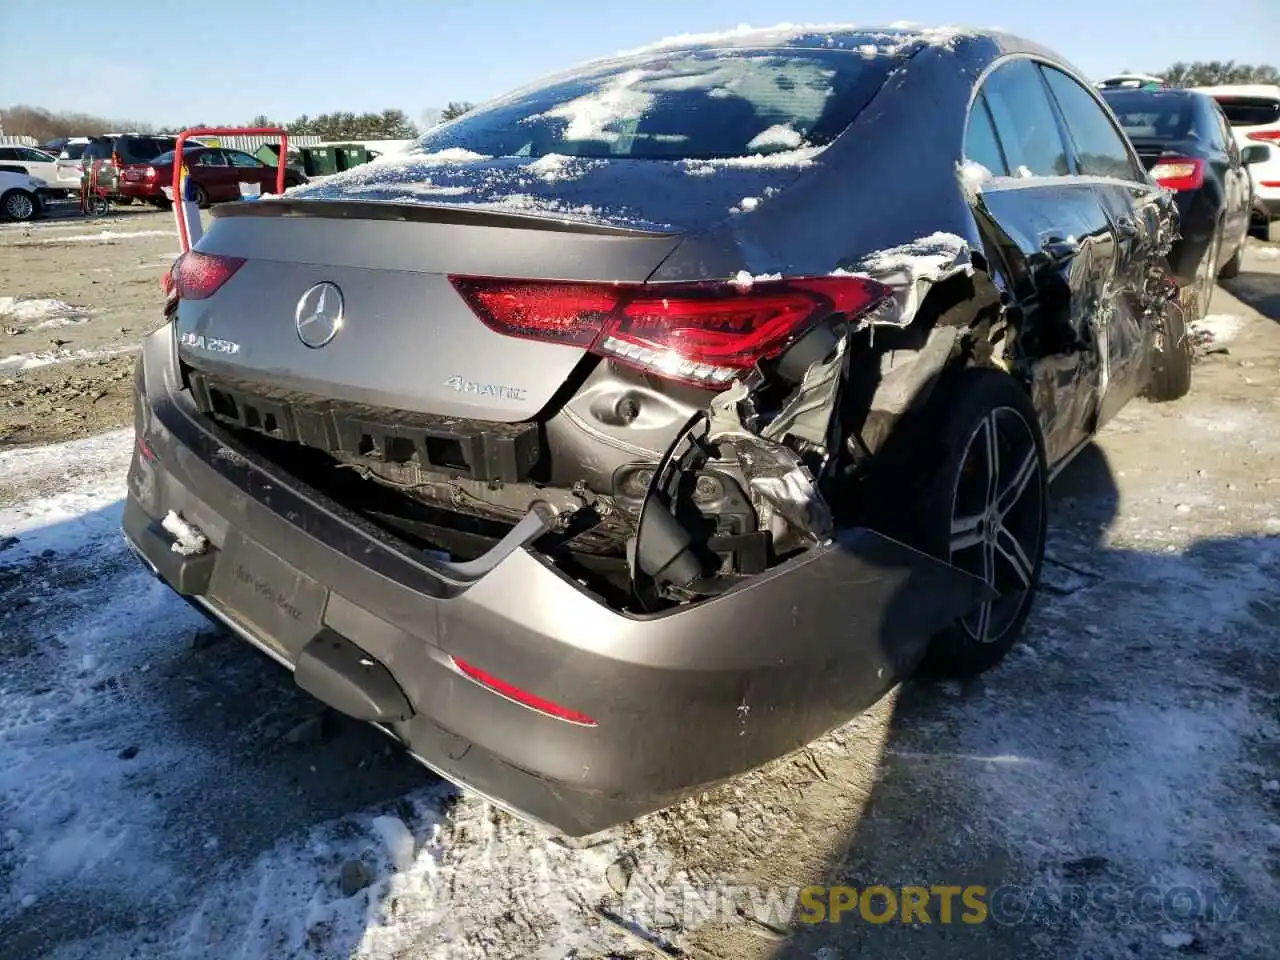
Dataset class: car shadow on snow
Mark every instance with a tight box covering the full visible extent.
[759,442,1280,960]
[0,501,448,960]
[1222,270,1280,323]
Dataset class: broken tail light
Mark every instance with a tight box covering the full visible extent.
[449,275,892,388]
[170,251,246,301]
[1150,157,1205,192]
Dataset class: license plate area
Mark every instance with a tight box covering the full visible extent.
[209,532,328,661]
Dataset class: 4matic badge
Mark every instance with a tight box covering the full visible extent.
[443,376,527,401]
[178,331,240,355]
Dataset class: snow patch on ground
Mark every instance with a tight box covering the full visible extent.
[15,229,174,246]
[0,297,90,329]
[0,344,134,371]
[1191,313,1249,345]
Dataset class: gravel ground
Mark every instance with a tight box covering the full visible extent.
[0,207,208,448]
[0,221,1278,960]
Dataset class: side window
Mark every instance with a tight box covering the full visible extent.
[20,149,49,162]
[227,151,263,168]
[198,150,229,167]
[980,59,1070,178]
[1210,104,1239,162]
[1040,66,1142,181]
[964,93,1009,176]
[0,148,16,161]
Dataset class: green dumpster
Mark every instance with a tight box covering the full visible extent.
[255,143,306,172]
[333,143,371,171]
[300,146,338,177]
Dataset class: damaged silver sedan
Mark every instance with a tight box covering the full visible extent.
[123,25,1190,835]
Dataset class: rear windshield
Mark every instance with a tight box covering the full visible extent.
[1102,91,1195,139]
[414,47,898,161]
[116,137,177,163]
[1212,96,1280,127]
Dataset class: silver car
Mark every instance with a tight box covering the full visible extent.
[124,25,1187,835]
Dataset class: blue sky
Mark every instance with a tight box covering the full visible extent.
[2,0,1276,128]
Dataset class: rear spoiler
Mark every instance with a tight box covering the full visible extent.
[212,197,680,239]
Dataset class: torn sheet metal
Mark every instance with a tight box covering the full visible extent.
[759,326,849,454]
[836,230,974,330]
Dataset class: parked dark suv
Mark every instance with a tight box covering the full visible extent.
[81,135,179,201]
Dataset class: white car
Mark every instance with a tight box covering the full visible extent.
[1192,84,1280,240]
[0,145,63,191]
[0,169,51,221]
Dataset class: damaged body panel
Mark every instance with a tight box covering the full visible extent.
[124,25,1189,834]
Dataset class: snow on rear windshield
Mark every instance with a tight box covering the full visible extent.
[415,48,898,161]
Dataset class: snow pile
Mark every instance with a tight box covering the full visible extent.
[0,297,90,330]
[958,159,994,195]
[1190,313,1249,346]
[746,125,804,151]
[679,144,828,176]
[161,511,207,557]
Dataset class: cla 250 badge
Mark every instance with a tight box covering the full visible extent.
[444,375,527,401]
[179,331,241,355]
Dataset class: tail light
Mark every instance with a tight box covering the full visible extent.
[449,275,892,388]
[1149,157,1204,192]
[143,166,157,180]
[1246,130,1280,143]
[111,152,122,169]
[169,251,245,301]
[451,656,597,726]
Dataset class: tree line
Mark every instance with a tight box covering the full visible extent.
[1149,61,1278,87]
[2,103,478,144]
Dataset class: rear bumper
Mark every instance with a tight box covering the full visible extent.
[124,326,989,835]
[116,181,164,200]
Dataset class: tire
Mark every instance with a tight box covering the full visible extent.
[150,198,172,211]
[877,367,1049,678]
[1,189,38,222]
[1145,296,1193,402]
[1218,243,1242,280]
[87,195,110,217]
[192,183,209,208]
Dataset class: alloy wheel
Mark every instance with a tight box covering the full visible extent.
[5,192,34,220]
[948,407,1045,644]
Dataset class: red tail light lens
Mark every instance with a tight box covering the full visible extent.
[450,274,892,387]
[1246,130,1280,143]
[171,251,245,301]
[451,656,597,726]
[1150,157,1205,191]
[143,166,157,180]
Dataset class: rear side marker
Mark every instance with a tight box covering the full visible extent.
[450,656,598,727]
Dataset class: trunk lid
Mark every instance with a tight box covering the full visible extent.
[177,200,686,422]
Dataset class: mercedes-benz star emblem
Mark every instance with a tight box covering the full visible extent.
[295,282,344,348]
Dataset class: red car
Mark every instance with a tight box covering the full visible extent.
[117,146,307,208]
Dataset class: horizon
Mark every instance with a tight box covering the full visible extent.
[2,0,1277,129]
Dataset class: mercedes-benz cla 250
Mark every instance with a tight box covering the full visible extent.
[124,26,1190,835]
